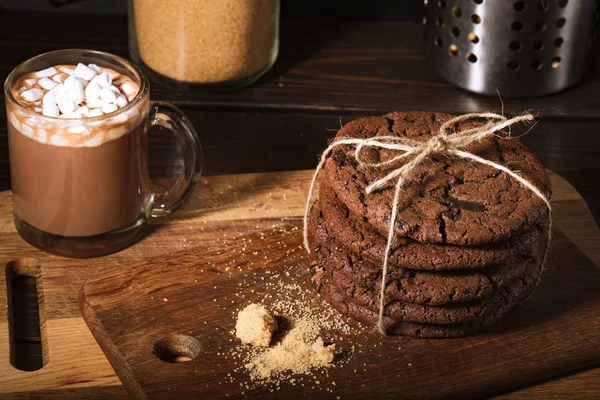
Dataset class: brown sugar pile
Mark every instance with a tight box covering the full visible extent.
[243,316,336,380]
[235,303,278,347]
[131,0,278,83]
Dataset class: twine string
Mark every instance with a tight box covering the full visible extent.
[303,112,551,334]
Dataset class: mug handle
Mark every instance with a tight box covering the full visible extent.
[147,101,203,218]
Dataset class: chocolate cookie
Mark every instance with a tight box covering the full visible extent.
[310,242,541,325]
[323,111,551,246]
[316,260,539,325]
[318,181,548,270]
[316,275,515,338]
[309,202,535,305]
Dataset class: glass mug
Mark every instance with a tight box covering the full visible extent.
[4,49,202,257]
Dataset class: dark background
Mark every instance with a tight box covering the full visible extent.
[0,0,424,19]
[0,0,598,222]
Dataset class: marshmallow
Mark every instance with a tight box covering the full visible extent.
[84,135,104,147]
[9,113,21,130]
[74,63,97,81]
[75,105,89,117]
[21,88,44,101]
[108,85,121,94]
[59,112,79,119]
[42,92,60,117]
[87,97,106,109]
[60,66,74,75]
[55,90,77,114]
[43,90,56,105]
[88,109,104,117]
[87,63,102,74]
[24,78,37,86]
[102,103,118,114]
[34,107,43,113]
[67,125,87,134]
[91,72,112,88]
[25,116,41,127]
[100,87,117,103]
[38,77,58,90]
[36,67,57,78]
[42,104,59,118]
[64,76,85,105]
[21,124,34,138]
[50,135,70,146]
[47,84,64,101]
[114,95,128,108]
[108,125,128,141]
[52,73,66,84]
[121,82,138,96]
[72,76,89,88]
[84,81,102,102]
[37,128,48,143]
[17,86,27,94]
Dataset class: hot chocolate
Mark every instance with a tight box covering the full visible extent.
[6,50,202,257]
[7,63,150,237]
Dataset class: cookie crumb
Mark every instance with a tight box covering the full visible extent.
[235,303,277,347]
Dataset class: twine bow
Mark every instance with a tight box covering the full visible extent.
[303,112,552,334]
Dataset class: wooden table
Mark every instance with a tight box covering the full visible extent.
[0,11,599,399]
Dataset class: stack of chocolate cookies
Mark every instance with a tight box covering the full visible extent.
[307,111,551,338]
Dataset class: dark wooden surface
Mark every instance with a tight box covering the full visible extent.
[80,214,600,400]
[1,10,600,399]
[1,170,597,400]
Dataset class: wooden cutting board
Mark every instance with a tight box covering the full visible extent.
[1,170,600,399]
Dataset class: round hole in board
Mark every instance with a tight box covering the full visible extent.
[512,21,524,31]
[473,0,483,4]
[452,6,462,17]
[434,37,443,47]
[532,40,544,50]
[508,60,520,71]
[537,0,549,11]
[468,32,479,43]
[555,37,564,47]
[535,21,546,31]
[552,57,562,68]
[514,1,526,12]
[439,0,446,8]
[509,41,521,51]
[153,335,201,363]
[466,52,478,63]
[452,26,461,37]
[471,14,482,24]
[438,17,445,28]
[556,18,566,28]
[449,44,459,56]
[531,60,542,70]
[558,0,568,8]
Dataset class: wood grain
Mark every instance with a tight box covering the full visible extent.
[0,170,599,399]
[0,9,599,398]
[80,228,600,399]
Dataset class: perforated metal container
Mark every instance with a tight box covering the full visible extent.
[425,0,599,97]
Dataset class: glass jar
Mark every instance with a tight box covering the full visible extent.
[128,0,279,91]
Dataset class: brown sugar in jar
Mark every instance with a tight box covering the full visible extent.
[129,0,279,90]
